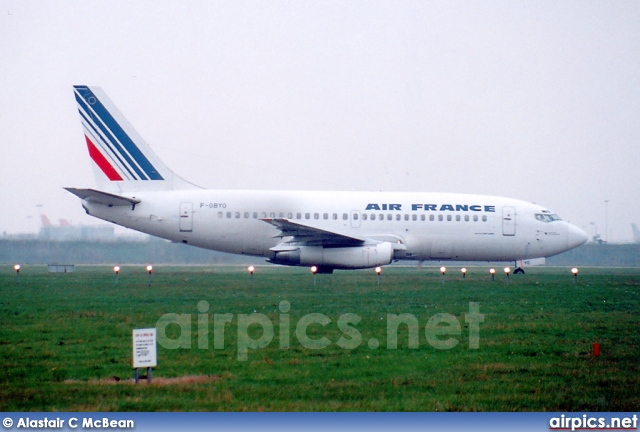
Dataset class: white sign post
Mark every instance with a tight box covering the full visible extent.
[133,328,157,383]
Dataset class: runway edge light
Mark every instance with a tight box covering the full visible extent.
[571,267,579,284]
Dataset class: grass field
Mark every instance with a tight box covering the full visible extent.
[1,265,638,411]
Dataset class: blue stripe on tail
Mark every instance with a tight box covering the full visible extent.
[78,109,137,180]
[74,86,164,181]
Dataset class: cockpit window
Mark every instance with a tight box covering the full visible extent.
[535,213,562,223]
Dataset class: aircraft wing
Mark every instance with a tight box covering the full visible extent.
[64,188,141,207]
[262,218,365,247]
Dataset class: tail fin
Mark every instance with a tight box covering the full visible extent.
[41,214,52,227]
[73,85,200,192]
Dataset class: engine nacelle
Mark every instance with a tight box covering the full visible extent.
[271,242,394,270]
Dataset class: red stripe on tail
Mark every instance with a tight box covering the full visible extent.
[85,136,123,181]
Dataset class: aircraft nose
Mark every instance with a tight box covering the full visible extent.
[567,224,588,249]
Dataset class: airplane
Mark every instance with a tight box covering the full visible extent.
[65,85,588,273]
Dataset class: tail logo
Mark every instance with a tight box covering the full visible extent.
[74,86,163,181]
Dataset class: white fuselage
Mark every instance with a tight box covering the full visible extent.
[82,190,587,266]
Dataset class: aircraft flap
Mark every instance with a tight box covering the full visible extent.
[262,218,365,246]
[64,188,141,207]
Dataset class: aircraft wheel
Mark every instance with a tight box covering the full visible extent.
[315,266,334,274]
[513,267,525,275]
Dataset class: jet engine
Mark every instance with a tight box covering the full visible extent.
[270,242,394,270]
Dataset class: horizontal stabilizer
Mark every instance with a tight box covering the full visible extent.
[64,188,141,207]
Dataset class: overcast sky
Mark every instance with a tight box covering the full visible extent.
[1,1,639,242]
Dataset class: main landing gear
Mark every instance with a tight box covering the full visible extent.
[513,261,525,274]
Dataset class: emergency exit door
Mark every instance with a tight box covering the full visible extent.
[179,202,193,232]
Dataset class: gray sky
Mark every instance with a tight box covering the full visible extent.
[1,1,639,242]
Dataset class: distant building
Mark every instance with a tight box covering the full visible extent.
[48,264,75,273]
[38,215,115,242]
[632,223,640,243]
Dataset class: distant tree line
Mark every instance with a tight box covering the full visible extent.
[0,238,263,266]
[1,239,638,267]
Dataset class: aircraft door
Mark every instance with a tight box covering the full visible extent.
[179,202,193,232]
[502,206,516,236]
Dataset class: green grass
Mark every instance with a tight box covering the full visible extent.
[0,265,638,411]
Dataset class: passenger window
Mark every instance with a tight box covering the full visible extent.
[270,212,276,218]
[287,213,293,219]
[314,213,319,220]
[235,212,241,219]
[456,215,460,222]
[305,213,310,219]
[420,215,425,221]
[253,212,258,219]
[473,215,478,222]
[323,213,328,220]
[404,214,409,221]
[218,212,223,218]
[332,213,338,220]
[343,213,348,220]
[244,212,249,219]
[412,214,417,221]
[396,214,401,221]
[447,215,452,221]
[226,212,232,218]
[429,215,434,221]
[353,213,359,220]
[296,212,302,219]
[438,215,443,222]
[362,214,368,221]
[482,215,487,222]
[261,212,267,218]
[387,214,392,221]
[279,212,284,218]
[465,215,469,222]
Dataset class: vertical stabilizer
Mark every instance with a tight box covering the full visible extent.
[73,85,200,192]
